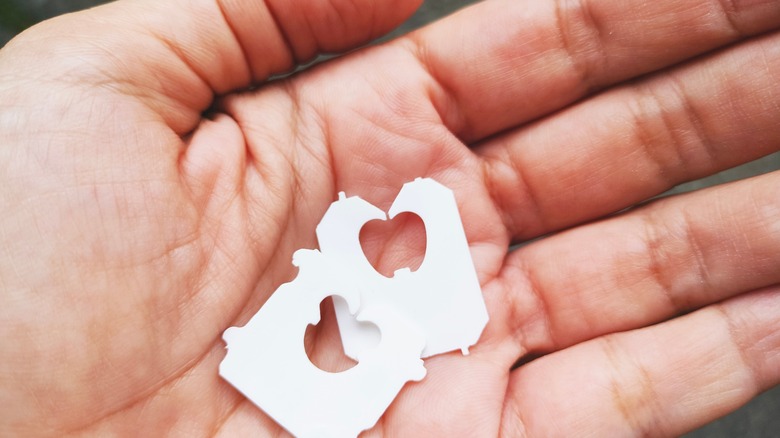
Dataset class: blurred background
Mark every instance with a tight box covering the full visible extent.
[1,0,778,436]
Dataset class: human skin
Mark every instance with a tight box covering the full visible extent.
[0,0,779,436]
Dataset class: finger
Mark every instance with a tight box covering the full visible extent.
[478,31,780,240]
[501,287,780,437]
[490,169,780,359]
[402,0,780,142]
[1,0,421,133]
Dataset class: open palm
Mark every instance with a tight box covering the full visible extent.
[2,0,779,436]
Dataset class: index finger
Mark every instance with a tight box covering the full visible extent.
[401,0,780,142]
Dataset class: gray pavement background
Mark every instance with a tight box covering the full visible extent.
[1,0,778,436]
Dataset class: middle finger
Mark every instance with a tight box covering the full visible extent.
[478,32,780,240]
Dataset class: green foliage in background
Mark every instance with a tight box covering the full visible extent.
[0,0,111,44]
[0,1,37,33]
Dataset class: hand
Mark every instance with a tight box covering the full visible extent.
[2,0,779,435]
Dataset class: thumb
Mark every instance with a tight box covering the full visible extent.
[0,0,422,132]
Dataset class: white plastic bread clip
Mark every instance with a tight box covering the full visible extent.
[220,249,426,438]
[323,178,489,359]
[219,178,488,438]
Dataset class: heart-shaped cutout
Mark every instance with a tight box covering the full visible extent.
[359,212,427,278]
